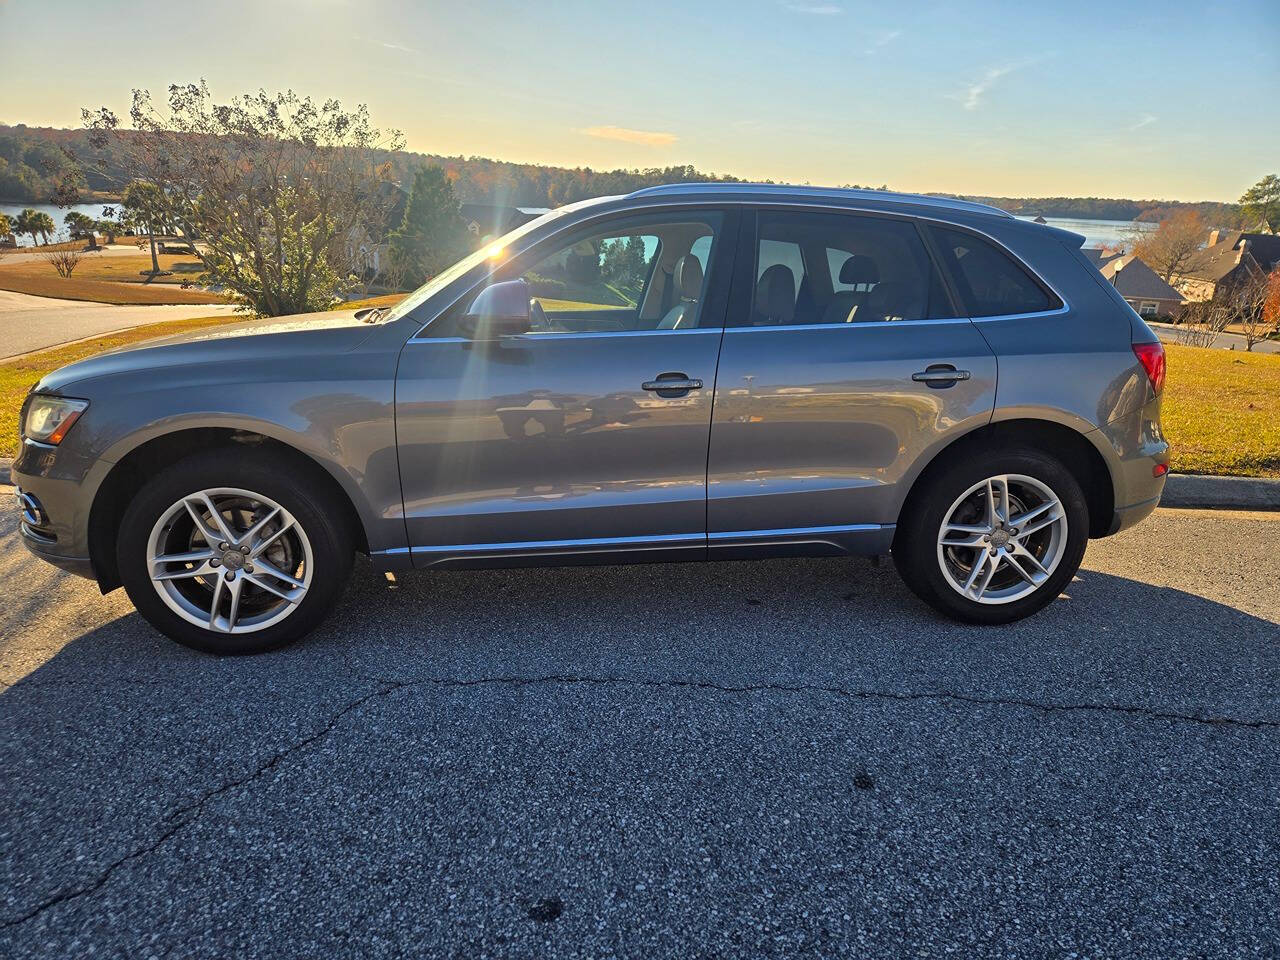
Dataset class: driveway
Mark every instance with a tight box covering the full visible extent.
[0,498,1276,958]
[0,289,239,359]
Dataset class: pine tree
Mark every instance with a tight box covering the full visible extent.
[387,167,470,286]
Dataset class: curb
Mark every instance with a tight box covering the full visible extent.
[2,458,1276,511]
[1161,473,1280,511]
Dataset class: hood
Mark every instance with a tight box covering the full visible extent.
[36,309,379,394]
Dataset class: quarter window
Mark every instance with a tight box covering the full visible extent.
[931,226,1060,317]
[734,211,951,327]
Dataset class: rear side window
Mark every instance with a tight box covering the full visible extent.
[931,226,1060,317]
[734,211,952,326]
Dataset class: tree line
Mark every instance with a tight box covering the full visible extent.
[3,122,1255,227]
[14,82,1276,322]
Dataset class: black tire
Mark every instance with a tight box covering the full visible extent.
[117,447,354,654]
[892,447,1089,625]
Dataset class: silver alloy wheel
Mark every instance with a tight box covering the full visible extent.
[935,474,1067,605]
[146,487,313,634]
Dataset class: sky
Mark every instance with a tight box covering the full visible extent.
[1,0,1277,202]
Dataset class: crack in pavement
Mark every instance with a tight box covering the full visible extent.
[0,680,397,932]
[359,672,1280,730]
[4,670,1276,932]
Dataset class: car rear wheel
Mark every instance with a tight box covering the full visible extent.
[117,449,353,654]
[893,448,1089,624]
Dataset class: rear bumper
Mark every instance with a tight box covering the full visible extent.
[1093,393,1169,536]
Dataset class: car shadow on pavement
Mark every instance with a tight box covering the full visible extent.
[5,554,1279,723]
[2,556,1278,955]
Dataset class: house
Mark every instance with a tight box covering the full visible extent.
[1093,253,1185,318]
[458,203,550,240]
[347,187,550,279]
[1169,230,1280,303]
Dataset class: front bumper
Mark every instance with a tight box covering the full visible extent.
[11,438,103,582]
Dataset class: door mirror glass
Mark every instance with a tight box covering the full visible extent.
[461,279,533,338]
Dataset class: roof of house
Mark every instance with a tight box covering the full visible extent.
[1081,248,1123,270]
[1238,232,1280,271]
[1179,240,1249,283]
[1099,255,1184,302]
[1175,231,1279,284]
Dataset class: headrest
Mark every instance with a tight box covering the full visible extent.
[673,254,704,301]
[756,264,796,323]
[839,254,879,285]
[863,280,918,322]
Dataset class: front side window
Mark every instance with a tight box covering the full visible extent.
[930,226,1060,317]
[735,211,952,327]
[434,212,723,337]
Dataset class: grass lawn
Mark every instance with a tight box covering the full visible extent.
[0,252,225,305]
[340,293,408,310]
[4,320,1276,478]
[1162,343,1280,478]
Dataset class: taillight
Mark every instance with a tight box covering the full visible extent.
[1132,341,1165,394]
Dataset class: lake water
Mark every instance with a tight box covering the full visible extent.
[1017,216,1156,249]
[1,202,116,246]
[1,201,1157,252]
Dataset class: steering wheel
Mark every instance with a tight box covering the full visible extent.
[529,298,552,333]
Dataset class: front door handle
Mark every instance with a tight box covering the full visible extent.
[912,365,971,388]
[642,373,703,397]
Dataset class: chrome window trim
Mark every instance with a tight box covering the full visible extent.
[723,318,977,333]
[407,198,1070,342]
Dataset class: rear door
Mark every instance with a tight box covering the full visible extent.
[707,208,997,555]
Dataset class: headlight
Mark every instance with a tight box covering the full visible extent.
[23,395,89,445]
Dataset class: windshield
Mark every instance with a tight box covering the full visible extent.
[382,208,571,323]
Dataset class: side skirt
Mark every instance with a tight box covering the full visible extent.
[368,524,895,571]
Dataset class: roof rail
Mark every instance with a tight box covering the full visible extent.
[626,182,1014,218]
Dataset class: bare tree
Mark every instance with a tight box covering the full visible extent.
[1225,266,1276,351]
[83,81,404,316]
[1133,210,1209,283]
[42,249,84,279]
[1174,300,1232,349]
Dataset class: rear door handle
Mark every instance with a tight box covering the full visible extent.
[642,373,703,397]
[912,365,971,388]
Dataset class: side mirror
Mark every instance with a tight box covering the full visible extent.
[460,279,532,339]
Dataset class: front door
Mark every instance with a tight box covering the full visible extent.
[395,208,736,565]
[707,209,997,555]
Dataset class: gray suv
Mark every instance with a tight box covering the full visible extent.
[13,184,1169,653]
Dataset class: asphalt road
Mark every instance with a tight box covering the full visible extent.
[1,500,1277,958]
[1149,321,1280,355]
[0,289,239,359]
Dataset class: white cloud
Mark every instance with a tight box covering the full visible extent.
[783,3,843,14]
[381,41,420,55]
[865,29,902,54]
[1131,113,1158,130]
[950,56,1051,110]
[956,65,1016,110]
[581,125,678,147]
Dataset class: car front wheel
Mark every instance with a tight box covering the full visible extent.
[117,449,353,654]
[893,449,1089,624]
